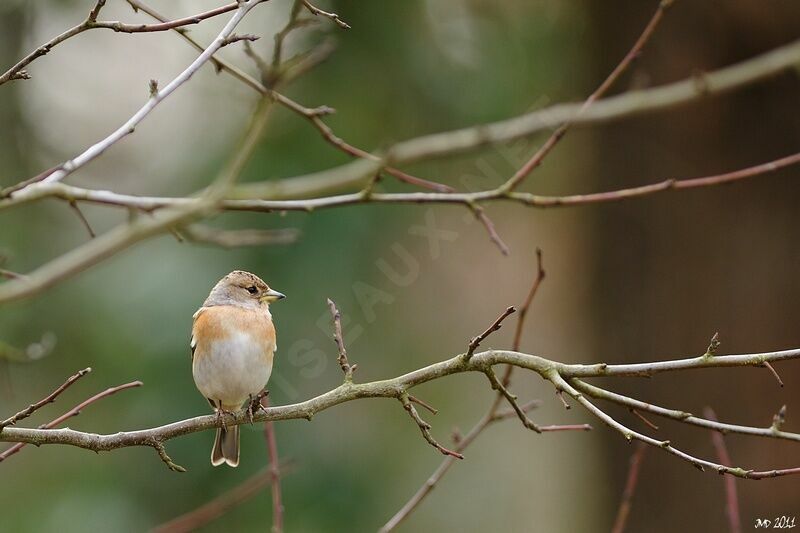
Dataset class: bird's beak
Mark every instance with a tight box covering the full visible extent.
[261,289,286,303]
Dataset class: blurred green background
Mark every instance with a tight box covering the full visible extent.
[1,1,799,531]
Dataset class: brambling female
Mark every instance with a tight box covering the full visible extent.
[191,270,285,467]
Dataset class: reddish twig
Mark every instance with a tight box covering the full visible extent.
[466,306,516,357]
[408,395,438,415]
[484,369,541,433]
[468,204,510,255]
[502,0,674,192]
[0,367,91,429]
[555,390,571,410]
[526,152,800,207]
[611,442,647,533]
[703,407,741,533]
[762,361,784,387]
[151,461,293,533]
[381,251,557,532]
[631,409,660,431]
[0,380,141,462]
[261,396,284,533]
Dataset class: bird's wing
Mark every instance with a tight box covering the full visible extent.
[190,307,205,361]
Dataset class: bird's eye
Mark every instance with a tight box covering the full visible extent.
[246,286,258,294]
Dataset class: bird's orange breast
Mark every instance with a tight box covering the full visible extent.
[192,305,276,362]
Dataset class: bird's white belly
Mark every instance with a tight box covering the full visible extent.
[193,331,273,409]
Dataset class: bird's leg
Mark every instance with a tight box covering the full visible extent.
[214,400,236,430]
[246,390,270,423]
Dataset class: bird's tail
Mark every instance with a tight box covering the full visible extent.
[211,425,240,467]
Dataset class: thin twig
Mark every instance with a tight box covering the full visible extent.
[380,251,549,531]
[151,462,293,533]
[399,393,463,459]
[467,203,510,255]
[8,0,265,188]
[466,306,516,357]
[551,372,800,480]
[610,443,647,533]
[327,298,356,381]
[484,369,541,432]
[762,361,784,387]
[0,367,91,429]
[571,379,800,443]
[631,409,660,431]
[703,407,741,533]
[68,201,96,238]
[0,3,243,85]
[123,0,450,195]
[408,395,438,415]
[302,0,350,29]
[0,380,141,462]
[501,0,674,192]
[11,151,798,219]
[261,397,284,533]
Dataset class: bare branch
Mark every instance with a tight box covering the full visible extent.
[10,151,797,219]
[466,306,516,357]
[381,250,552,531]
[467,204,510,255]
[0,2,243,86]
[6,0,265,189]
[763,361,784,387]
[68,201,96,238]
[571,379,800,443]
[0,367,91,429]
[261,397,284,533]
[484,369,541,433]
[151,462,293,533]
[631,409,660,431]
[703,407,741,533]
[93,4,239,34]
[302,0,351,29]
[399,393,463,459]
[326,298,356,381]
[611,443,647,533]
[153,441,187,473]
[407,395,438,415]
[503,0,674,192]
[0,380,142,463]
[0,346,797,477]
[551,372,800,480]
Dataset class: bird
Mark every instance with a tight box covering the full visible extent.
[191,270,285,467]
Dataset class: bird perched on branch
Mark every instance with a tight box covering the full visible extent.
[191,270,285,467]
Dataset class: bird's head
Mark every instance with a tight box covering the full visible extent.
[204,270,285,309]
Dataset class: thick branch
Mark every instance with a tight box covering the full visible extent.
[1,347,798,479]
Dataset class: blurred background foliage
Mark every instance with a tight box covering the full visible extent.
[0,1,799,531]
